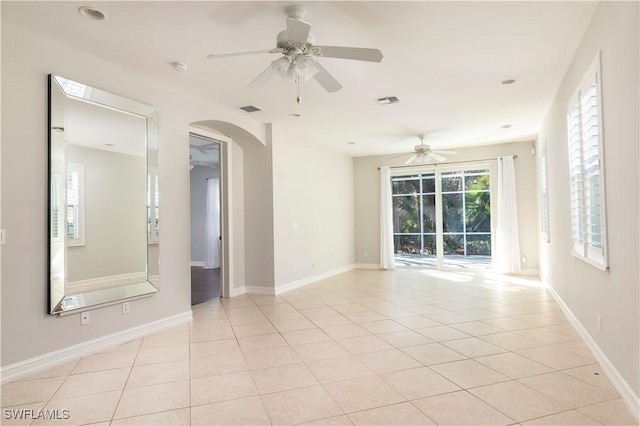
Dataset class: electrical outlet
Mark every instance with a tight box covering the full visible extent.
[122,302,130,314]
[81,311,90,326]
[364,251,368,258]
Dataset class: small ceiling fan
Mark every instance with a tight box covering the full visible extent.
[392,135,457,164]
[207,5,383,97]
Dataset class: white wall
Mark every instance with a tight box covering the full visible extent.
[242,125,275,290]
[272,127,356,288]
[536,0,639,402]
[354,141,539,272]
[0,23,266,366]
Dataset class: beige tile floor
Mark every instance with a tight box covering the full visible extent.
[2,269,637,425]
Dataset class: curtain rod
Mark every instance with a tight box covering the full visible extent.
[377,154,517,171]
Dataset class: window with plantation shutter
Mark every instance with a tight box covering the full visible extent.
[566,53,608,270]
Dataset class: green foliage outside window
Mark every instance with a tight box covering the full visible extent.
[392,171,491,257]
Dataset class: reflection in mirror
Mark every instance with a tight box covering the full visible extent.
[48,75,159,314]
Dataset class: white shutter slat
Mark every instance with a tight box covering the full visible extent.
[566,54,607,269]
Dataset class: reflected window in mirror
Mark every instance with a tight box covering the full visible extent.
[148,167,159,244]
[66,163,85,246]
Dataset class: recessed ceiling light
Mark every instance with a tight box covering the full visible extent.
[104,143,114,146]
[501,79,516,85]
[501,124,512,129]
[288,113,301,118]
[78,6,107,20]
[346,141,356,145]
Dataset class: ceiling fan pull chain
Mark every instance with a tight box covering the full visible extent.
[296,74,302,103]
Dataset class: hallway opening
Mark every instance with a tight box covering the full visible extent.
[189,134,222,304]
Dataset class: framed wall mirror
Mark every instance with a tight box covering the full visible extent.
[48,74,159,314]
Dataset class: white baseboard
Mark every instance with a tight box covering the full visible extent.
[0,311,192,385]
[546,284,639,423]
[228,285,246,297]
[273,264,357,295]
[246,286,275,295]
[190,261,204,267]
[354,263,380,270]
[232,264,363,297]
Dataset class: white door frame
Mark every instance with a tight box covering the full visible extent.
[189,127,233,298]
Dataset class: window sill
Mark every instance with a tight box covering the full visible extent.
[572,251,609,272]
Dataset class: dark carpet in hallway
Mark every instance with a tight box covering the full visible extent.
[191,266,220,305]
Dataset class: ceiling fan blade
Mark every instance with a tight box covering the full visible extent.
[286,18,311,44]
[207,48,281,59]
[389,152,411,160]
[432,150,457,155]
[428,152,447,162]
[404,154,419,165]
[247,65,277,88]
[313,62,342,93]
[314,46,383,62]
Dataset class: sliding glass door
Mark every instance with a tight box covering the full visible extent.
[392,166,493,269]
[392,173,436,266]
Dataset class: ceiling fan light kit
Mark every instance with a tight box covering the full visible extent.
[294,55,319,81]
[207,5,383,101]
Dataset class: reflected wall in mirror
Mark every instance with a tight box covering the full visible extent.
[48,74,159,314]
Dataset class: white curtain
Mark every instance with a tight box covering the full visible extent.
[203,178,221,269]
[495,156,521,274]
[380,166,395,270]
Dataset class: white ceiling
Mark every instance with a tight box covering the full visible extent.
[3,1,597,157]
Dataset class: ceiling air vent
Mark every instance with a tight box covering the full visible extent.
[239,105,262,113]
[377,96,399,105]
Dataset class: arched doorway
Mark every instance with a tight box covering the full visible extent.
[188,121,274,299]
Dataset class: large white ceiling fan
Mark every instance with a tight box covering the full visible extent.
[392,135,457,164]
[207,5,383,95]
